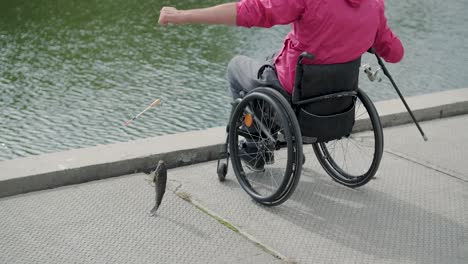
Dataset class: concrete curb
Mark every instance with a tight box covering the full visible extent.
[373,88,468,128]
[0,128,226,198]
[1,88,468,198]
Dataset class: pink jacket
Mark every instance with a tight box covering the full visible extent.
[236,0,404,94]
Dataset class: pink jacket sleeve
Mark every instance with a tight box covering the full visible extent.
[236,0,305,28]
[373,1,404,63]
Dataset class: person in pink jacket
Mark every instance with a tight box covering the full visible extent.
[158,0,404,99]
[159,0,404,170]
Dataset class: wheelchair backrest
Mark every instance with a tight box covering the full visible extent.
[293,56,361,142]
[295,56,361,115]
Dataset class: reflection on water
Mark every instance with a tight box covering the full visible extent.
[1,0,467,160]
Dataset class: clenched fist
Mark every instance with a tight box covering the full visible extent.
[158,7,185,25]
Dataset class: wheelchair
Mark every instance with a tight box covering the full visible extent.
[216,52,384,206]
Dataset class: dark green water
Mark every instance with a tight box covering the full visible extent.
[1,0,467,160]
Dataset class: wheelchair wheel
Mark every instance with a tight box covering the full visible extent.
[312,88,383,187]
[229,88,303,206]
[252,87,304,205]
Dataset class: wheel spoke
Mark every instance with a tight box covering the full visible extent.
[314,91,382,185]
[229,90,302,204]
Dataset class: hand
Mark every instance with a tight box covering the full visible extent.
[158,7,184,26]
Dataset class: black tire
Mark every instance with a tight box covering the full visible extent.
[229,89,302,205]
[217,162,227,182]
[312,88,383,187]
[251,88,303,206]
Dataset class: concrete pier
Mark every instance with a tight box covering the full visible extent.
[1,88,468,198]
[1,89,467,263]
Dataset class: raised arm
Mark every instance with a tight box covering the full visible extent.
[158,3,237,26]
[158,0,304,28]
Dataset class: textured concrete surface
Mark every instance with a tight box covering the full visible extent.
[170,158,468,263]
[1,88,468,198]
[168,116,468,264]
[0,174,281,264]
[385,115,468,181]
[1,116,467,263]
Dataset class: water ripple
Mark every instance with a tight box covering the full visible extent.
[1,0,468,160]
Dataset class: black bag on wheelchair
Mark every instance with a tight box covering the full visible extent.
[294,57,361,143]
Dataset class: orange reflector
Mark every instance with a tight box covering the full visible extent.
[244,113,253,127]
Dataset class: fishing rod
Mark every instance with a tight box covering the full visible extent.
[369,48,428,141]
[124,98,161,126]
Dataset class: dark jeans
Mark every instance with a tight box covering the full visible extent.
[226,55,289,101]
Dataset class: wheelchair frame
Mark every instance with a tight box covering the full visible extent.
[217,52,385,206]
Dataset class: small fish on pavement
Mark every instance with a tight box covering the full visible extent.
[149,160,167,217]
